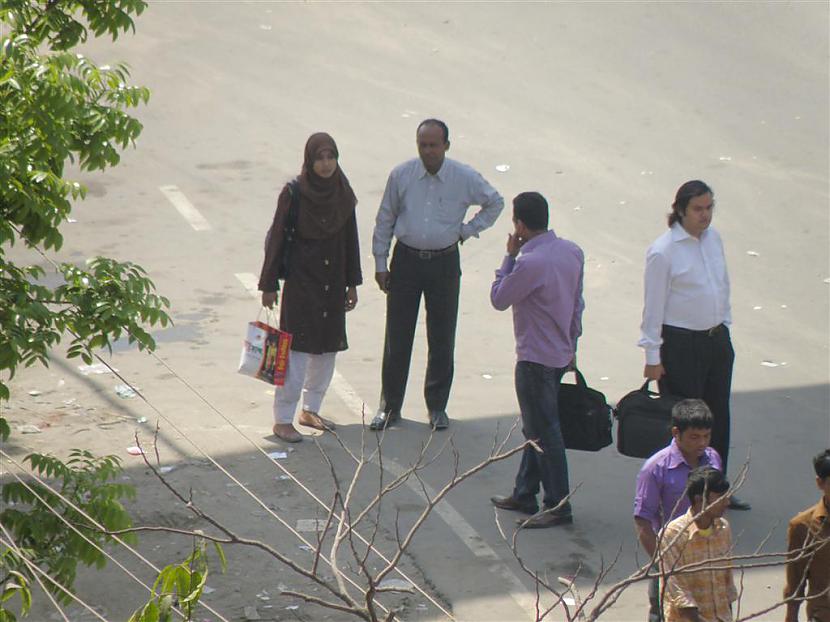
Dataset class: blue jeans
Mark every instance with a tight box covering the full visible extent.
[512,361,570,510]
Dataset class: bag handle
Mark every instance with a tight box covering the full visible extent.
[562,367,588,389]
[639,379,666,397]
[256,305,278,325]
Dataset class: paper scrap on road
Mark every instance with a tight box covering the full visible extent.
[114,384,137,399]
[126,446,145,456]
[78,363,116,375]
[159,466,176,474]
[495,164,510,172]
[760,361,779,368]
[268,451,288,460]
[746,250,760,257]
[28,390,42,396]
[18,424,42,434]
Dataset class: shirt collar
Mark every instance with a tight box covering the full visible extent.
[666,438,689,468]
[815,498,829,522]
[417,158,447,182]
[520,229,557,254]
[666,439,716,470]
[671,221,710,243]
[683,508,726,537]
[670,222,691,242]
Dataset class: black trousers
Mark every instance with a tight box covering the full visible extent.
[379,243,461,414]
[659,324,735,473]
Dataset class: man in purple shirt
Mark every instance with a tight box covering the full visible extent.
[633,398,722,621]
[489,192,585,528]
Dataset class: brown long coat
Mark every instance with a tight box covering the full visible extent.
[258,184,362,354]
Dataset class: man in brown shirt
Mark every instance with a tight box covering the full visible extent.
[785,449,830,622]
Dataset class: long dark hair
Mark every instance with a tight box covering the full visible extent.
[668,180,713,227]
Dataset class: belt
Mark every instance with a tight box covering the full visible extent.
[397,241,458,259]
[663,323,725,337]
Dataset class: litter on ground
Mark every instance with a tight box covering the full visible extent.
[78,363,116,375]
[114,384,137,399]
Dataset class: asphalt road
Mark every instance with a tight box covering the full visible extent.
[9,2,829,620]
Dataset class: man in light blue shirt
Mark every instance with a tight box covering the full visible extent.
[370,119,503,430]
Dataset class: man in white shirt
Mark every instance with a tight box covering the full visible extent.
[370,119,504,430]
[639,180,750,511]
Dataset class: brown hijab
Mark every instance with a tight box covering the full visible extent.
[295,132,357,239]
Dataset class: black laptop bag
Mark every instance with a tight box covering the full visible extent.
[614,381,682,459]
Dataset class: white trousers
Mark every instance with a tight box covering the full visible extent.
[273,350,337,424]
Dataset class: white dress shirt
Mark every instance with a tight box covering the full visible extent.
[638,223,732,365]
[372,157,504,272]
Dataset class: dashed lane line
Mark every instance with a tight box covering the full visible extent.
[160,185,211,231]
[329,371,538,620]
[234,273,260,298]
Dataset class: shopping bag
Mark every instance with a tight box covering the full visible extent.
[238,319,292,386]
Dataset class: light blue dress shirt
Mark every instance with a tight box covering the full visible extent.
[372,157,504,272]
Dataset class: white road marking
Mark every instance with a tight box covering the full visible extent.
[160,185,211,231]
[234,274,536,619]
[235,273,260,298]
[329,371,537,619]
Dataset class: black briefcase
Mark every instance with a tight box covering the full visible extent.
[614,381,681,459]
[558,369,612,452]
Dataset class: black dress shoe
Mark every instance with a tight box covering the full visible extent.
[428,410,449,430]
[728,495,752,511]
[516,508,574,529]
[490,495,539,515]
[369,410,400,431]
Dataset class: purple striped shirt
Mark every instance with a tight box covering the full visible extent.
[490,230,585,368]
[633,439,723,532]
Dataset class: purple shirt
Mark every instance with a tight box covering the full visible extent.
[633,439,723,532]
[490,230,585,368]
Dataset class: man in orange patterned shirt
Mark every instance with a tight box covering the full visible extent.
[659,466,736,622]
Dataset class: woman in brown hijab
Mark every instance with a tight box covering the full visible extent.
[258,133,362,442]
